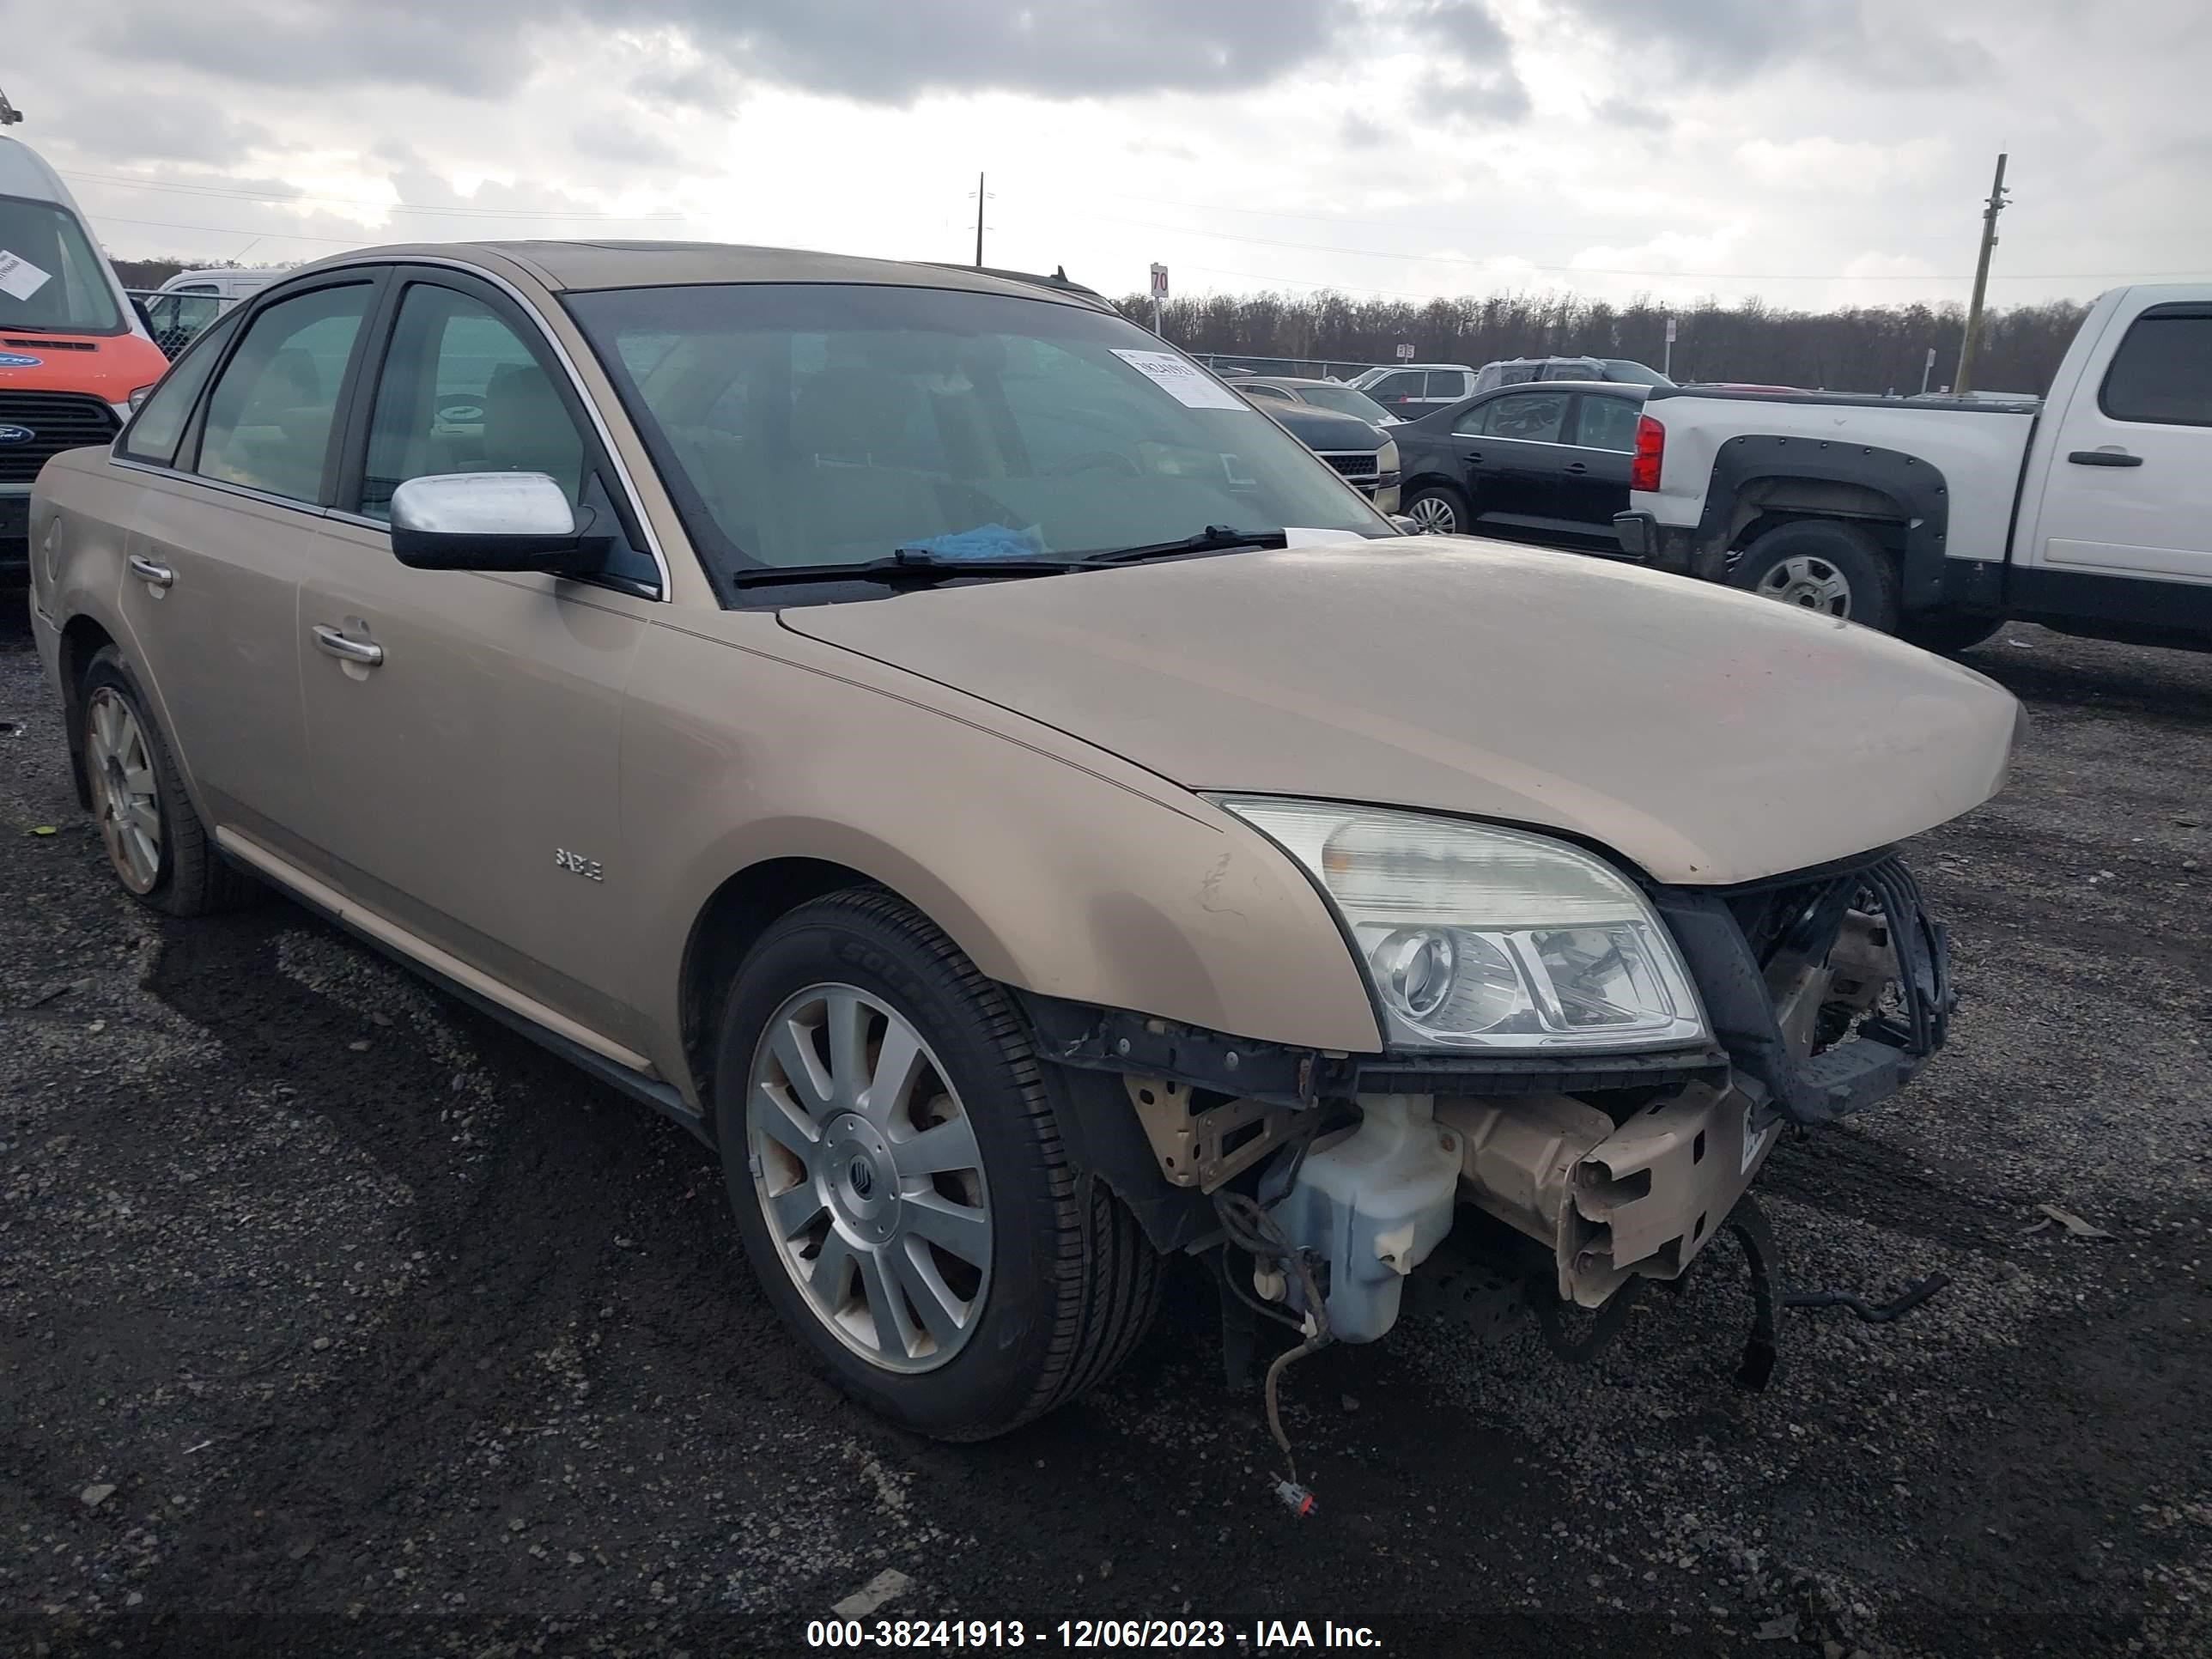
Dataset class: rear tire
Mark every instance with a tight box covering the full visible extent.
[1402,482,1471,538]
[1900,608,2005,655]
[1730,520,1899,634]
[714,888,1160,1440]
[79,647,258,917]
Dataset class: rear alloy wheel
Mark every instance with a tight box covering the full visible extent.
[85,685,162,895]
[715,889,1160,1439]
[1403,483,1468,536]
[77,646,258,917]
[1730,520,1900,635]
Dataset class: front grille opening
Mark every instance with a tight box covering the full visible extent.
[0,392,119,483]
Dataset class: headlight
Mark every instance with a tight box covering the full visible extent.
[1214,798,1708,1053]
[1376,438,1400,473]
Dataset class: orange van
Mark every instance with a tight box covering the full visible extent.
[0,132,170,574]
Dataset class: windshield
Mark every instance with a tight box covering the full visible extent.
[567,283,1388,585]
[0,194,124,334]
[1297,384,1396,422]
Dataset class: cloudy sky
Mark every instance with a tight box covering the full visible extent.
[5,0,2208,311]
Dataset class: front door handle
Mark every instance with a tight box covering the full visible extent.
[2068,449,2142,467]
[1462,449,1485,463]
[312,624,385,668]
[126,553,174,587]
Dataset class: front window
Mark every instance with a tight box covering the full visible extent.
[0,194,124,334]
[567,283,1387,582]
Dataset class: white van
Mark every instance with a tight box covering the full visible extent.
[139,266,287,357]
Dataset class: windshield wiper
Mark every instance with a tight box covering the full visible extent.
[1080,526,1289,565]
[730,547,1091,588]
[0,322,106,335]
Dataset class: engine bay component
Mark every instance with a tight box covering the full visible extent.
[1270,1094,1462,1342]
[1123,1074,1299,1191]
[1437,1079,1776,1309]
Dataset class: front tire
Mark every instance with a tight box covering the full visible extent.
[1730,520,1900,634]
[714,889,1159,1440]
[1402,482,1470,537]
[79,646,256,916]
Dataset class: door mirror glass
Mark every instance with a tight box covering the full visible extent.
[388,471,599,572]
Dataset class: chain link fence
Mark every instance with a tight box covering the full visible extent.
[125,289,242,358]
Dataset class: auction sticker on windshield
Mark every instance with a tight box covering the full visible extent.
[0,251,52,303]
[1110,348,1249,410]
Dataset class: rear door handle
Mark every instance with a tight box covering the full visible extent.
[1564,461,1589,474]
[2068,449,2142,467]
[312,624,385,668]
[126,553,174,587]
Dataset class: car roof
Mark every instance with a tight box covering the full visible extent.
[290,240,1108,310]
[1477,380,1646,396]
[0,134,71,204]
[1246,376,1370,391]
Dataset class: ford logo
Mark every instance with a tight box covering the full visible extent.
[0,424,34,446]
[0,350,40,368]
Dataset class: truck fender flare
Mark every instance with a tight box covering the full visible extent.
[1693,434,1952,611]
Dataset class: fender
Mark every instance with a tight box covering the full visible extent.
[1691,434,1954,611]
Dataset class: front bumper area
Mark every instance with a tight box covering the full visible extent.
[1027,848,1954,1340]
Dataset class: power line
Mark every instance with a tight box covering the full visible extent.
[88,212,370,247]
[1045,205,2208,283]
[61,167,683,222]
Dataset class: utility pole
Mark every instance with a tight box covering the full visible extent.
[1954,152,2009,396]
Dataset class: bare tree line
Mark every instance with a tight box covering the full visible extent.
[1117,289,2094,395]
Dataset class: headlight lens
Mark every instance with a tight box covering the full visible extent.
[1215,798,1708,1053]
[1376,438,1400,473]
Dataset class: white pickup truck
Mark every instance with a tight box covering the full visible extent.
[1613,283,2212,653]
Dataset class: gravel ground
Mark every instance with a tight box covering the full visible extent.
[2,606,2208,1658]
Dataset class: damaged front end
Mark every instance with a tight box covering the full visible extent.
[1026,846,1954,1373]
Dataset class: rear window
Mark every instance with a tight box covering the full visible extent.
[2100,309,2212,427]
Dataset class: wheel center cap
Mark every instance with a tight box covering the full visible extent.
[820,1113,897,1241]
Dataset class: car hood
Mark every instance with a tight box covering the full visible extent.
[1260,400,1385,450]
[780,536,2021,885]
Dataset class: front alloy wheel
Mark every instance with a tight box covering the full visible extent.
[1406,489,1462,534]
[715,889,1162,1439]
[85,685,163,894]
[746,983,992,1372]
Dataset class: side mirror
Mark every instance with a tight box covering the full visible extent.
[388,472,603,574]
[1389,514,1420,535]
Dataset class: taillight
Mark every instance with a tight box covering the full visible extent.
[1629,414,1665,493]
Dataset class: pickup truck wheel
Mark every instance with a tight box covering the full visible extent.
[1402,483,1469,536]
[1731,521,1899,634]
[714,889,1160,1441]
[78,647,258,916]
[1900,608,2005,654]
